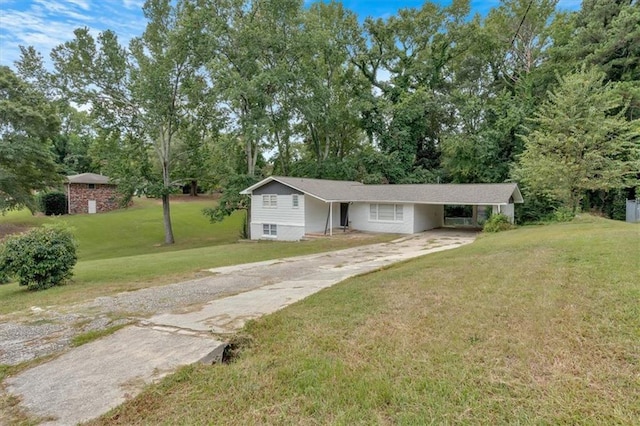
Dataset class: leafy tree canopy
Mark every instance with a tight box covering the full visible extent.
[513,66,640,212]
[0,66,61,213]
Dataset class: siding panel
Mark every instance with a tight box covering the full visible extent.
[251,194,305,240]
[252,194,305,225]
[349,203,414,234]
[305,196,330,233]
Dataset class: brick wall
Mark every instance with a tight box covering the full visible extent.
[66,183,120,214]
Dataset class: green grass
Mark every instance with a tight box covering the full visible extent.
[70,324,129,347]
[0,197,397,314]
[0,196,243,261]
[88,216,640,424]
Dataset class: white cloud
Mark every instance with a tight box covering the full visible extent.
[122,0,145,10]
[67,0,91,10]
[0,0,145,68]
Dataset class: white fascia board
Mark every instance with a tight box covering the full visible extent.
[351,200,505,206]
[512,186,525,203]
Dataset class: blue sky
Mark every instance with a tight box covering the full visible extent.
[0,0,581,68]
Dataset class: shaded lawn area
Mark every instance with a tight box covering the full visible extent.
[90,216,640,424]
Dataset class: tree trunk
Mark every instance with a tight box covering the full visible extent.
[246,137,254,176]
[162,193,175,244]
[245,206,251,240]
[162,194,175,244]
[190,180,197,197]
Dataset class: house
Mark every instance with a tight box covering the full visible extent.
[240,176,524,241]
[65,173,119,214]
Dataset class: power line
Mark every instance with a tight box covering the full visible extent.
[510,0,535,48]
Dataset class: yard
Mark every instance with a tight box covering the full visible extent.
[0,197,396,314]
[85,216,639,424]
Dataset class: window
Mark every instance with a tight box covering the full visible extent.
[370,204,403,221]
[262,194,277,208]
[262,223,277,236]
[88,184,96,189]
[292,194,299,208]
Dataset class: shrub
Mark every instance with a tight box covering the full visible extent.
[551,206,575,222]
[0,224,77,290]
[39,191,68,215]
[483,213,514,233]
[0,268,9,284]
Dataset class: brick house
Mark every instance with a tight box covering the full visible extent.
[65,173,120,214]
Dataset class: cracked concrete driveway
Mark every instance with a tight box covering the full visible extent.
[2,229,476,425]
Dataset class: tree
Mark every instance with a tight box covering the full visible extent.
[563,0,640,119]
[203,174,258,238]
[15,46,100,176]
[350,0,471,182]
[52,0,208,244]
[198,0,304,177]
[513,67,640,212]
[0,66,61,212]
[290,1,366,170]
[442,0,560,183]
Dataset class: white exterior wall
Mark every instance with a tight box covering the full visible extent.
[250,194,305,240]
[492,204,515,223]
[349,203,415,234]
[413,204,444,232]
[304,196,331,233]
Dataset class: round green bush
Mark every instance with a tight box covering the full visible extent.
[38,191,68,215]
[0,225,77,290]
[483,213,514,233]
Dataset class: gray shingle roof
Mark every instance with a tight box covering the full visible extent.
[273,176,364,201]
[242,176,523,205]
[67,173,112,185]
[350,184,523,204]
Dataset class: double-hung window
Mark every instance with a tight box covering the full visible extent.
[262,224,277,236]
[262,194,277,208]
[370,204,403,221]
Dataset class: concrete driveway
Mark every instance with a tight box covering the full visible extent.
[3,229,476,425]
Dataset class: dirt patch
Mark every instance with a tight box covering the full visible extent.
[0,224,32,241]
[144,194,221,205]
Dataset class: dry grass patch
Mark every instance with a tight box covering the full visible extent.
[90,216,639,424]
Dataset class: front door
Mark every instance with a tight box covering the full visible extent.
[88,200,97,214]
[340,203,349,227]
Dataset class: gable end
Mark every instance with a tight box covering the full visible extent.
[253,181,304,196]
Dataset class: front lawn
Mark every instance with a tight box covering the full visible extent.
[0,196,397,314]
[90,216,640,424]
[0,196,243,261]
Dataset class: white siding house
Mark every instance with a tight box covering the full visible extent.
[241,176,524,241]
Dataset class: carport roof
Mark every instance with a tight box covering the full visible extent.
[241,176,523,205]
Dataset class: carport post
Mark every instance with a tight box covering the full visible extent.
[329,202,333,236]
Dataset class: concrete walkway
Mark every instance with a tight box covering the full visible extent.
[5,229,476,425]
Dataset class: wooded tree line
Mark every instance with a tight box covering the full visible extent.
[1,0,638,243]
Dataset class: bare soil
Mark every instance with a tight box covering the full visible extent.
[0,223,31,241]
